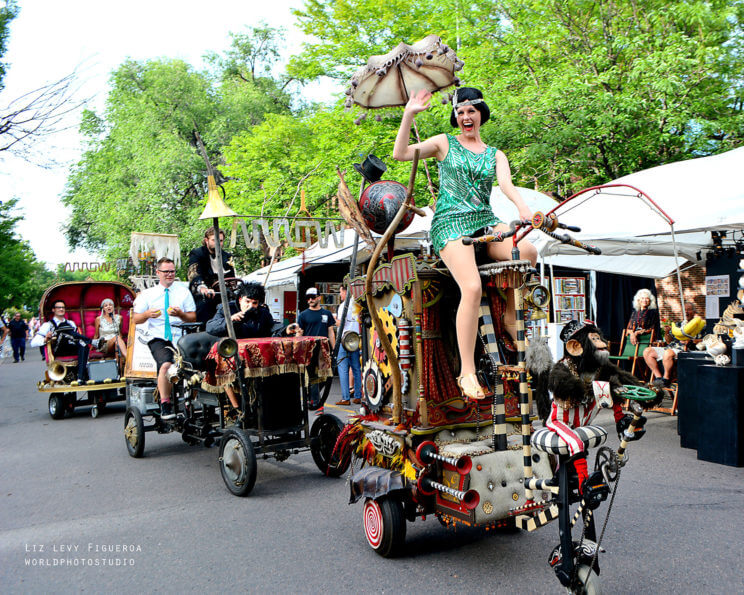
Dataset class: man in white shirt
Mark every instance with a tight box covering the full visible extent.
[335,284,362,406]
[31,300,105,382]
[132,257,197,419]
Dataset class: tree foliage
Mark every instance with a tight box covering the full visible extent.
[63,27,293,272]
[0,198,54,313]
[62,2,744,273]
[292,0,744,195]
[0,0,18,90]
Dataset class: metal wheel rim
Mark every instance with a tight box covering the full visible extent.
[124,415,139,448]
[222,437,246,484]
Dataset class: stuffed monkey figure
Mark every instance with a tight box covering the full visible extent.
[545,320,655,491]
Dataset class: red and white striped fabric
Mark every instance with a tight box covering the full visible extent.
[545,398,602,456]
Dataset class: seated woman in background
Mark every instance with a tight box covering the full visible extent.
[94,298,127,356]
[626,288,659,346]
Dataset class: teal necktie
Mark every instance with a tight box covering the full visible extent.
[164,288,172,341]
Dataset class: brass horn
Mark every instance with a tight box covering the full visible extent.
[341,331,361,353]
[217,337,238,358]
[47,361,67,382]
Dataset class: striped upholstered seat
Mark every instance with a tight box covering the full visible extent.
[531,426,607,455]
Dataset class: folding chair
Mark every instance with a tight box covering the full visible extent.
[608,329,655,378]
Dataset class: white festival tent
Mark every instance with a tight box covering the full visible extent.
[249,146,744,298]
[532,146,744,279]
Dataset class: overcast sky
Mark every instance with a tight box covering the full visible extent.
[1,0,337,267]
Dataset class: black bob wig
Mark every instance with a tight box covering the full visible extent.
[450,87,491,127]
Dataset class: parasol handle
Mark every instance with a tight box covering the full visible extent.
[412,120,438,204]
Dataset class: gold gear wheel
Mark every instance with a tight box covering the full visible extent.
[375,306,399,378]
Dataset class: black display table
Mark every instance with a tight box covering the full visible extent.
[696,365,744,467]
[677,352,712,449]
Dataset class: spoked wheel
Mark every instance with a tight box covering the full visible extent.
[310,414,349,477]
[363,497,406,557]
[571,564,602,595]
[48,395,65,420]
[219,428,257,497]
[124,407,145,458]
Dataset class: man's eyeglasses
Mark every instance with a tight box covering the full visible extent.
[158,269,176,275]
[54,306,66,310]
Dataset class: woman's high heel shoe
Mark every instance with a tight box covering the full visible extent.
[457,373,486,401]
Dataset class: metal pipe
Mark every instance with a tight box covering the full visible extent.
[418,476,480,510]
[416,441,472,475]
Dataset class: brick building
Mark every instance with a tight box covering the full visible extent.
[655,264,706,322]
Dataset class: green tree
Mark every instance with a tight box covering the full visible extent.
[0,198,53,312]
[291,0,744,195]
[0,0,18,89]
[62,26,292,271]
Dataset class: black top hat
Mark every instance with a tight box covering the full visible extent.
[353,154,387,184]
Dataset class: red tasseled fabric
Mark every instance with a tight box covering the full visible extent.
[422,304,460,403]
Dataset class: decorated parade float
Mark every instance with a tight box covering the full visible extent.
[326,36,664,593]
[35,280,135,419]
[121,140,350,496]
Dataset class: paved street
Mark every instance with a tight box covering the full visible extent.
[2,349,744,593]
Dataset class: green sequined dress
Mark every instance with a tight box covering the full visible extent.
[430,134,502,254]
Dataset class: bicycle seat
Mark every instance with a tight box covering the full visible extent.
[177,332,220,369]
[179,322,204,334]
[531,425,607,455]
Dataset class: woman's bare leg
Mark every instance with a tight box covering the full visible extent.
[486,223,538,341]
[439,239,482,377]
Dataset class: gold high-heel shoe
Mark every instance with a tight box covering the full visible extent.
[457,373,486,401]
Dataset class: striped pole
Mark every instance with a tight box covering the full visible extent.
[478,291,506,451]
[515,285,534,500]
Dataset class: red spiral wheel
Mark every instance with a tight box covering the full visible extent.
[363,497,406,557]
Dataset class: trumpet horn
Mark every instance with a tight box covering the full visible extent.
[47,361,67,382]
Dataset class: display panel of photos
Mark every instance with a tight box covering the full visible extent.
[315,281,342,309]
[552,276,587,323]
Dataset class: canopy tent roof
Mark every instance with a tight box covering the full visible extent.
[531,147,744,278]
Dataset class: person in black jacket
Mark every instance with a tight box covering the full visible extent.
[188,227,237,325]
[206,281,274,339]
[206,281,274,413]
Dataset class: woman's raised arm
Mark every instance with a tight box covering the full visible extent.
[393,89,446,162]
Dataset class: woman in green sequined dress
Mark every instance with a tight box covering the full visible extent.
[393,87,536,400]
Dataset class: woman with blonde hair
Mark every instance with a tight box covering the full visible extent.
[94,298,127,356]
[626,288,659,346]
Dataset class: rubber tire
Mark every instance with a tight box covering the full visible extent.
[573,564,602,595]
[219,428,257,497]
[91,402,105,418]
[124,407,145,458]
[310,414,348,477]
[363,497,406,558]
[49,395,65,420]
